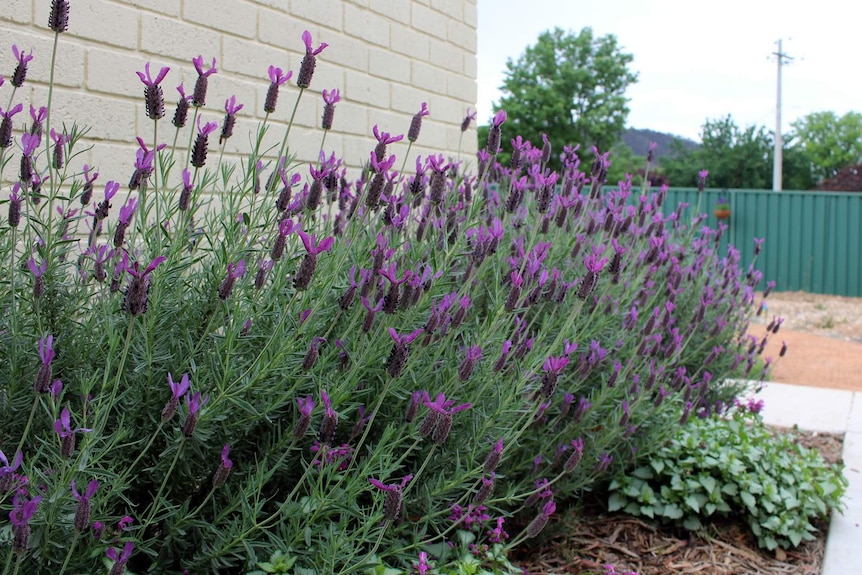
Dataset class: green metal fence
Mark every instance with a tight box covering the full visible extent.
[647,188,862,297]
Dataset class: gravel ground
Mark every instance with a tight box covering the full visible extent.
[752,290,862,343]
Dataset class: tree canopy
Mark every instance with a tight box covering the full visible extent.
[492,27,638,170]
[790,111,862,182]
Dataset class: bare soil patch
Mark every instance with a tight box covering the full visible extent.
[752,291,862,343]
[514,429,844,575]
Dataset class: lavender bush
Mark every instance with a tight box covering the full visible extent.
[0,5,779,574]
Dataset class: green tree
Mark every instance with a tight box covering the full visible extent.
[493,27,638,170]
[790,111,862,181]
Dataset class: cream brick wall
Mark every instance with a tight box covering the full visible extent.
[0,0,478,186]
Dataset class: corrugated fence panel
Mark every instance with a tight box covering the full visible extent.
[630,187,862,297]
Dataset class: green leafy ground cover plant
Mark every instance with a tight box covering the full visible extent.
[608,400,848,550]
[0,3,779,574]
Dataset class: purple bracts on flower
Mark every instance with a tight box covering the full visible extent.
[107,541,134,575]
[10,493,41,554]
[137,63,170,120]
[48,0,70,32]
[162,372,191,421]
[218,259,246,300]
[407,102,429,142]
[191,56,217,107]
[564,438,584,472]
[219,95,243,144]
[213,444,233,488]
[302,336,326,371]
[485,109,507,153]
[71,479,99,532]
[8,183,23,227]
[368,474,413,522]
[294,230,335,290]
[191,117,218,168]
[294,396,315,437]
[461,107,477,132]
[321,88,340,130]
[458,345,483,381]
[483,439,504,473]
[697,169,709,192]
[54,406,92,458]
[473,473,495,504]
[318,389,338,444]
[10,45,34,88]
[264,66,293,113]
[386,327,423,378]
[182,391,209,437]
[172,83,192,128]
[34,334,56,393]
[297,30,328,89]
[0,103,24,148]
[372,124,404,162]
[123,256,166,315]
[0,449,23,493]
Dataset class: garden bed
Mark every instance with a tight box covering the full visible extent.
[514,428,844,575]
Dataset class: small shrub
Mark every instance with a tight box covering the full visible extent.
[608,402,848,550]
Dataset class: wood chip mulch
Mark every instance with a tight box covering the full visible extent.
[512,429,844,575]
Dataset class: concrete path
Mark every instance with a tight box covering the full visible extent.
[754,382,862,575]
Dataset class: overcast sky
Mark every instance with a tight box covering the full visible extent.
[477,0,860,142]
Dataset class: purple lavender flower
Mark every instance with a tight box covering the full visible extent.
[697,169,709,192]
[525,499,556,539]
[213,444,233,488]
[264,66,293,113]
[322,88,340,130]
[219,95,243,144]
[161,372,190,421]
[182,391,209,437]
[48,0,70,32]
[71,479,99,532]
[564,438,584,472]
[422,392,471,444]
[8,183,23,227]
[218,259,246,300]
[372,124,404,163]
[112,197,137,247]
[318,389,338,444]
[473,473,495,504]
[368,474,413,521]
[595,452,613,473]
[540,355,569,397]
[49,128,69,169]
[28,257,47,299]
[54,406,92,458]
[386,327,423,378]
[577,251,609,300]
[0,449,23,493]
[191,116,218,168]
[461,107,477,133]
[123,256,166,315]
[172,83,192,128]
[458,345,483,381]
[34,334,56,393]
[0,103,24,148]
[191,55,217,107]
[485,109,507,154]
[302,336,326,371]
[483,439,504,473]
[294,230,335,290]
[407,102,429,143]
[10,45,34,88]
[297,30,328,89]
[80,164,98,205]
[10,493,41,554]
[106,541,134,575]
[178,168,194,211]
[136,62,170,120]
[294,396,315,437]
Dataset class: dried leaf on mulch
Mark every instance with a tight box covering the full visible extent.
[513,429,843,575]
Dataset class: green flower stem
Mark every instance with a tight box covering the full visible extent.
[1,546,14,575]
[317,129,329,165]
[397,141,414,179]
[142,437,186,529]
[14,397,40,455]
[43,30,60,265]
[268,88,304,194]
[92,318,136,440]
[119,420,165,485]
[151,117,160,241]
[57,533,79,575]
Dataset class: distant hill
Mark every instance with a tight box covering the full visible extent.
[621,128,699,159]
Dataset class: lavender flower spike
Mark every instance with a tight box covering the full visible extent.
[407,102,430,142]
[71,479,99,532]
[136,62,170,120]
[11,45,34,88]
[461,107,478,132]
[297,30,328,89]
[191,55,217,107]
[386,327,423,378]
[54,406,93,458]
[162,372,191,421]
[113,197,138,247]
[540,355,569,397]
[321,88,341,130]
[213,444,233,488]
[368,474,413,522]
[294,230,335,290]
[28,257,47,299]
[0,449,23,493]
[182,391,210,437]
[219,95,244,144]
[10,493,42,554]
[106,541,135,575]
[0,103,24,148]
[318,389,338,445]
[123,256,167,315]
[191,117,219,168]
[218,259,246,300]
[485,109,507,154]
[264,66,293,113]
[294,395,316,437]
[172,83,192,128]
[48,0,70,32]
[34,334,56,393]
